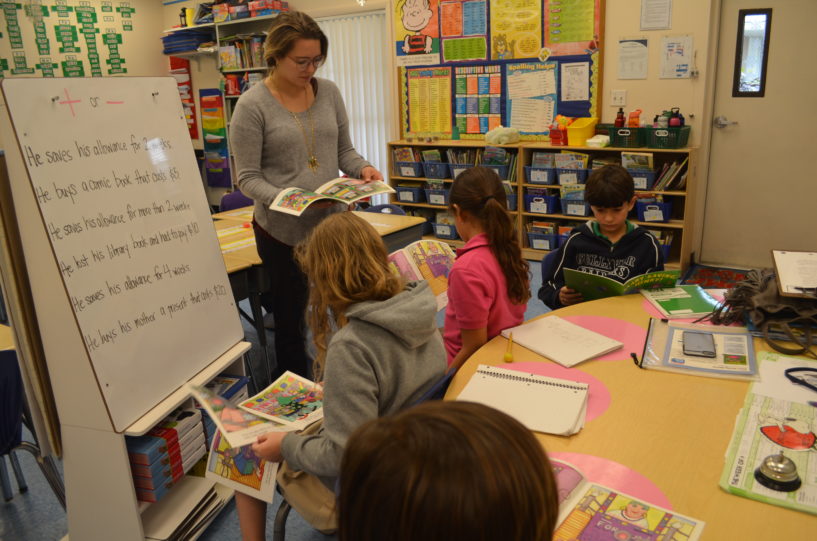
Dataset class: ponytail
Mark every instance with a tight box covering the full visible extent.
[449,167,530,304]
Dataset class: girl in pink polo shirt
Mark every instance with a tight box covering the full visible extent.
[444,167,530,371]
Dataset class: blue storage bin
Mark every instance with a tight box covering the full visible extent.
[395,161,423,177]
[556,168,589,185]
[629,169,657,190]
[560,197,591,216]
[524,194,559,214]
[524,166,556,185]
[422,162,450,179]
[449,164,470,179]
[395,186,425,203]
[661,243,671,260]
[424,188,450,206]
[481,164,510,180]
[527,232,560,251]
[506,193,518,211]
[432,222,459,239]
[559,233,571,246]
[636,200,673,222]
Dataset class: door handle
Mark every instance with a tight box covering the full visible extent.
[713,115,739,128]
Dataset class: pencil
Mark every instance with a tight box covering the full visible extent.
[504,332,514,363]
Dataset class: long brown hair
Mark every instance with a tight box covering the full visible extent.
[339,401,559,541]
[449,166,530,304]
[263,11,328,70]
[295,213,403,380]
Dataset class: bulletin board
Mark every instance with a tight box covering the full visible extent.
[394,0,604,140]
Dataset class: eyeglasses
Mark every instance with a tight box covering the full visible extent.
[784,367,817,394]
[287,56,325,71]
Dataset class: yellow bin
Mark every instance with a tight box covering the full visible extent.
[567,117,598,146]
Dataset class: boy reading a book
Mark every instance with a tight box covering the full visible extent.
[539,165,664,309]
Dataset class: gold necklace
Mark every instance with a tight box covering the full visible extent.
[290,107,318,172]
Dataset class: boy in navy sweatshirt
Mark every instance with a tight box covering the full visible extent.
[538,165,664,309]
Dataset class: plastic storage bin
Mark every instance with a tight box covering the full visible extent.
[524,166,556,185]
[395,161,424,177]
[422,162,450,179]
[524,194,559,214]
[566,117,598,146]
[661,243,672,260]
[505,193,518,211]
[424,188,450,206]
[481,164,510,180]
[636,200,673,222]
[395,186,425,203]
[645,126,691,149]
[449,164,470,179]
[432,222,459,240]
[628,169,657,190]
[560,198,591,216]
[556,168,589,185]
[527,233,560,251]
[608,127,646,148]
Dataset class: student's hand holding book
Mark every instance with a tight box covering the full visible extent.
[252,430,287,462]
[559,286,583,306]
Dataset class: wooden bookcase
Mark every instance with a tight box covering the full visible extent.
[386,140,697,271]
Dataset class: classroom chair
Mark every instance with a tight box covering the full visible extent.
[219,190,253,212]
[541,250,561,285]
[271,371,453,541]
[362,203,406,215]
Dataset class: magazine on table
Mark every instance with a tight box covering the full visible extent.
[269,178,395,216]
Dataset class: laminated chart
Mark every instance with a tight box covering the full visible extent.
[406,67,452,136]
[544,0,602,56]
[454,64,501,135]
[440,0,488,62]
[505,62,556,135]
[489,0,542,60]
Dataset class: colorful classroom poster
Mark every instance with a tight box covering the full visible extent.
[504,62,556,135]
[406,66,452,136]
[489,0,541,60]
[199,88,232,187]
[454,65,501,135]
[440,0,488,62]
[394,0,441,67]
[660,35,692,78]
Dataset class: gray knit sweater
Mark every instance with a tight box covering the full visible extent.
[280,281,447,487]
[230,78,372,246]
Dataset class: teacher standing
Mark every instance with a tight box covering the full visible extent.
[231,11,382,379]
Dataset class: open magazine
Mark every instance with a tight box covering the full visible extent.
[205,430,278,502]
[237,371,323,429]
[564,268,680,301]
[388,239,456,310]
[552,459,705,540]
[269,178,395,216]
[188,384,283,448]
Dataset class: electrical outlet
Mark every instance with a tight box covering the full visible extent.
[611,90,626,107]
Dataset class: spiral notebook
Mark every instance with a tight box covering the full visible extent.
[456,365,589,436]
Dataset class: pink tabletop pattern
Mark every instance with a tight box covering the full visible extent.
[549,451,673,510]
[560,315,648,361]
[506,362,611,422]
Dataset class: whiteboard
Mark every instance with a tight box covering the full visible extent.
[1,77,243,431]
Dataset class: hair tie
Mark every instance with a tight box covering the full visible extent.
[481,195,495,207]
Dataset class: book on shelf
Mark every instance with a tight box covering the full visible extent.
[218,45,239,69]
[482,146,508,165]
[388,239,456,310]
[531,151,555,168]
[500,315,623,368]
[420,148,442,162]
[640,285,719,319]
[639,318,758,380]
[554,151,589,169]
[456,364,589,435]
[269,178,395,216]
[620,151,654,170]
[393,146,418,162]
[527,221,556,234]
[559,183,584,199]
[653,156,688,191]
[553,459,705,539]
[564,268,680,301]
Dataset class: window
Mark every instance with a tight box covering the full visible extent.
[732,9,772,97]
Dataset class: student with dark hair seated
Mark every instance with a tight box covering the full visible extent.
[338,401,559,541]
[538,164,664,309]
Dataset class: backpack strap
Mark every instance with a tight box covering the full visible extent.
[762,317,817,359]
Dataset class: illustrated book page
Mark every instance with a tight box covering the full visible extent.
[269,178,395,216]
[205,429,278,503]
[238,371,323,428]
[564,268,680,301]
[388,239,456,310]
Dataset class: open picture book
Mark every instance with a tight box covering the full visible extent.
[564,268,680,301]
[205,430,278,502]
[388,239,456,310]
[552,459,705,539]
[269,178,395,216]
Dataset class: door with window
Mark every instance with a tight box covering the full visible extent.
[700,0,817,268]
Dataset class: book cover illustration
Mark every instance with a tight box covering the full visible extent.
[564,268,680,301]
[388,239,456,310]
[205,429,277,503]
[269,178,395,216]
[239,371,323,428]
[720,392,817,516]
[189,384,281,448]
[641,285,719,318]
[552,459,705,540]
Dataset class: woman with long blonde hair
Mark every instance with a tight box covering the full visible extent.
[235,212,446,539]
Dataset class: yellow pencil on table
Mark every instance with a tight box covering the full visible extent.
[504,332,514,363]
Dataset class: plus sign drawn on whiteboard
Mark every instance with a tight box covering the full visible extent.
[58,88,81,117]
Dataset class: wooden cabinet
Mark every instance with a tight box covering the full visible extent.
[387,140,697,271]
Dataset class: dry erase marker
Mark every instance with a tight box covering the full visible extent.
[504,332,514,363]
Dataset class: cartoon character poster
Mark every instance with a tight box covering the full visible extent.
[489,0,542,60]
[394,0,441,66]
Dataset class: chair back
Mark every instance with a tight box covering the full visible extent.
[0,349,23,454]
[540,250,561,284]
[219,190,253,212]
[411,371,454,406]
[363,204,406,215]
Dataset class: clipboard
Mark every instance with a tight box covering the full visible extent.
[771,250,817,299]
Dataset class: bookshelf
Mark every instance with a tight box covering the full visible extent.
[387,140,698,271]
